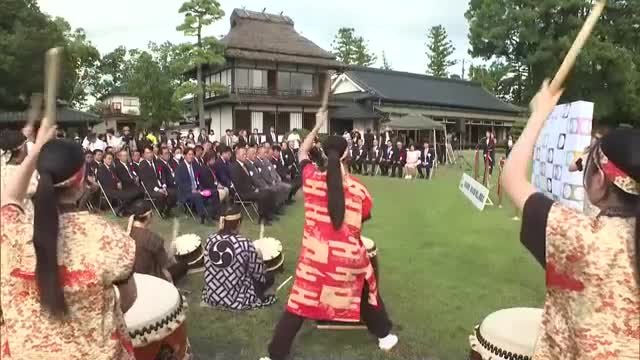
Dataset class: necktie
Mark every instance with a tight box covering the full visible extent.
[123,162,132,178]
[241,163,249,176]
[188,164,197,190]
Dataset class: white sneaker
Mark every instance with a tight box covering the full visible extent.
[258,357,272,360]
[378,334,398,351]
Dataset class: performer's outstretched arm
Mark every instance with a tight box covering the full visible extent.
[501,80,563,210]
[299,75,331,162]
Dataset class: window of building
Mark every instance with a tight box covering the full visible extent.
[302,112,316,131]
[276,112,290,134]
[235,110,252,131]
[291,73,313,93]
[263,112,276,135]
[123,98,139,106]
[235,68,250,89]
[277,72,291,90]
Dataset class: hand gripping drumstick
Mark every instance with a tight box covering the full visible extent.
[44,47,62,127]
[549,0,606,93]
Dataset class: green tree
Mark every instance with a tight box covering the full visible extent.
[51,17,101,108]
[0,0,65,109]
[466,0,640,126]
[468,61,513,101]
[176,0,226,129]
[425,25,457,77]
[94,46,130,99]
[380,51,392,70]
[332,27,377,66]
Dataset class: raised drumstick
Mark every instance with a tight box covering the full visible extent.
[549,0,606,92]
[26,93,43,129]
[44,47,62,127]
[320,72,331,111]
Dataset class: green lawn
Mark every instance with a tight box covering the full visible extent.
[115,161,544,360]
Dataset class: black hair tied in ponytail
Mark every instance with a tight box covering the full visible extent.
[600,129,640,285]
[32,139,84,319]
[323,136,348,230]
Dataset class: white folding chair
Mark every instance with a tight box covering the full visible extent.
[140,181,163,218]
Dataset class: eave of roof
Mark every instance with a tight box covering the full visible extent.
[0,107,100,124]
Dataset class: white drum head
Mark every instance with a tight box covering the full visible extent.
[475,307,543,359]
[124,273,181,331]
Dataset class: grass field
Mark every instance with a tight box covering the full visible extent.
[116,160,545,360]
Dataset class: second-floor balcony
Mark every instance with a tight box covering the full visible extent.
[234,87,316,97]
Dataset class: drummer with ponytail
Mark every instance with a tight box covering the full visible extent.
[502,80,639,359]
[1,119,139,358]
[262,76,397,360]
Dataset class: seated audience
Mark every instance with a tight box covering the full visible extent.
[139,145,176,217]
[128,200,188,284]
[391,141,407,178]
[380,140,393,176]
[350,138,365,174]
[114,149,140,191]
[200,152,229,203]
[90,149,103,174]
[418,142,434,179]
[404,144,421,179]
[256,147,290,207]
[131,149,142,174]
[213,146,233,188]
[364,139,382,176]
[229,147,277,224]
[194,145,205,168]
[176,148,216,223]
[78,151,100,211]
[96,152,143,216]
[171,147,183,170]
[157,147,176,189]
[202,206,276,310]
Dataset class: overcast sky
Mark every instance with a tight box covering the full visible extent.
[38,0,473,76]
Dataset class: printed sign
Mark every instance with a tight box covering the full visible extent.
[531,101,593,211]
[459,173,491,211]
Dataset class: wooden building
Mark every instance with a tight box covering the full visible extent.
[200,9,341,138]
[331,67,525,145]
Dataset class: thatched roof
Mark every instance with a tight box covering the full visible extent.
[222,9,342,68]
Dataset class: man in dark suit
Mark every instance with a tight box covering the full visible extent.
[96,152,143,216]
[364,128,374,151]
[380,140,393,176]
[281,141,297,179]
[220,129,234,148]
[90,149,104,174]
[270,146,290,181]
[176,148,210,224]
[213,146,233,188]
[139,145,176,216]
[114,149,141,191]
[194,145,205,169]
[237,129,248,148]
[157,147,176,188]
[197,128,208,144]
[418,142,435,179]
[249,128,261,147]
[266,126,277,146]
[131,150,142,175]
[229,147,277,224]
[364,139,382,176]
[391,141,407,178]
[169,147,182,171]
[255,147,289,206]
[482,130,496,176]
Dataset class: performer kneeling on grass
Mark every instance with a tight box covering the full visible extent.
[261,110,398,360]
[128,200,189,285]
[1,126,138,359]
[202,206,276,310]
[502,80,639,359]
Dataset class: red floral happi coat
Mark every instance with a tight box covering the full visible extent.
[536,203,639,359]
[0,204,136,360]
[286,162,377,322]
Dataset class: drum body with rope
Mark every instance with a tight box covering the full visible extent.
[124,273,190,360]
[253,237,284,272]
[468,307,542,360]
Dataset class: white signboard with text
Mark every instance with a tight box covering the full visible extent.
[531,101,593,211]
[459,173,491,211]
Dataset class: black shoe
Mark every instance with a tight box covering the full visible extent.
[200,215,206,225]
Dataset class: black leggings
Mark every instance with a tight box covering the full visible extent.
[267,282,392,360]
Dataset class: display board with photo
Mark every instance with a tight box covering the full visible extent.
[531,101,594,211]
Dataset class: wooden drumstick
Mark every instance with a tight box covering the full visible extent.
[549,0,606,92]
[320,72,331,111]
[44,47,62,127]
[26,93,43,129]
[277,275,293,292]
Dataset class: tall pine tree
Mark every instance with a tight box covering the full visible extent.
[332,27,377,66]
[380,51,392,70]
[425,25,457,77]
